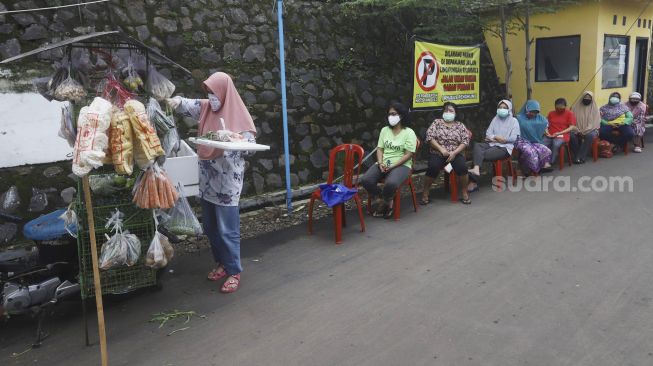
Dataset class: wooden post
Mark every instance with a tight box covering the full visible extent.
[82,175,109,366]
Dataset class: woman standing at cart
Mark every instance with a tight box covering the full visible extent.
[168,72,256,293]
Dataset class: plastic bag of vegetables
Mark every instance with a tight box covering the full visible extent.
[146,66,175,100]
[145,215,174,269]
[99,209,141,270]
[123,58,143,92]
[146,97,176,135]
[132,163,179,209]
[165,185,202,237]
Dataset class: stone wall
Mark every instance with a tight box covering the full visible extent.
[0,0,504,197]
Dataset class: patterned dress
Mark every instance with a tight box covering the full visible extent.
[627,101,647,137]
[425,119,470,154]
[176,98,255,207]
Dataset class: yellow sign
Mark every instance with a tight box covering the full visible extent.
[412,41,481,109]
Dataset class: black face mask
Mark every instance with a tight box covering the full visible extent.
[630,100,640,105]
[582,99,592,106]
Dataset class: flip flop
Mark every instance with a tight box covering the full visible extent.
[419,197,430,205]
[383,206,394,219]
[460,197,472,205]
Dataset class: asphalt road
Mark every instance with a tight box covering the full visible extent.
[2,139,652,366]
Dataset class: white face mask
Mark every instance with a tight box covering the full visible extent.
[208,93,222,111]
[442,112,455,122]
[388,115,401,126]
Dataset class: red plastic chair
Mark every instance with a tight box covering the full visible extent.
[558,142,573,170]
[367,139,421,221]
[308,144,366,244]
[492,155,516,192]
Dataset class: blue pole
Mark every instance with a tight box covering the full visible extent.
[277,0,293,213]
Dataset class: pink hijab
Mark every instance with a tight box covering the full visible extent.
[197,72,257,160]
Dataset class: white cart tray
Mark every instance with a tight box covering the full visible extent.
[188,137,271,151]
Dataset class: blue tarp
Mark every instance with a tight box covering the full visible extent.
[23,209,77,241]
[319,184,358,208]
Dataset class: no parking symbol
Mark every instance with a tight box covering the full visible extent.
[415,51,439,92]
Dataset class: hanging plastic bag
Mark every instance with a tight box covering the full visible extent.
[123,58,144,92]
[125,99,165,168]
[99,209,141,270]
[109,108,135,175]
[54,73,87,103]
[100,72,135,108]
[146,66,176,100]
[145,214,174,269]
[165,184,202,237]
[132,163,179,209]
[59,103,76,147]
[146,97,176,135]
[72,97,112,177]
[59,203,79,239]
[0,186,20,213]
[162,128,181,157]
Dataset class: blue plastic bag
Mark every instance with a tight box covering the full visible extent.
[23,209,77,241]
[319,184,357,208]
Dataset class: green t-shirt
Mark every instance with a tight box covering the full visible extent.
[377,126,417,168]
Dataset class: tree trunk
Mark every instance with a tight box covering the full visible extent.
[524,1,533,100]
[499,4,513,100]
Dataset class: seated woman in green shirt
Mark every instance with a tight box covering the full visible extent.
[360,102,417,219]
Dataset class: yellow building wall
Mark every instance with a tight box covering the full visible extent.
[594,0,653,104]
[484,0,653,112]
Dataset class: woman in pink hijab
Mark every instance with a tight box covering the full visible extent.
[168,72,257,293]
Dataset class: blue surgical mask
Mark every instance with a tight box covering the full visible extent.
[609,97,620,105]
[496,109,510,118]
[442,112,455,122]
[208,93,222,111]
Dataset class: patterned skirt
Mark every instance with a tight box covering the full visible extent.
[515,137,552,173]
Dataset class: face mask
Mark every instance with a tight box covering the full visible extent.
[555,107,565,113]
[442,112,455,122]
[582,99,592,106]
[388,115,401,126]
[208,93,222,111]
[496,109,510,118]
[630,100,640,105]
[609,97,620,105]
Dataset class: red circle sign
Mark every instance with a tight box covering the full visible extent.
[415,51,439,92]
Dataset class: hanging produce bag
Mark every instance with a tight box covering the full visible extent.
[100,72,135,108]
[146,98,176,134]
[72,97,112,177]
[124,99,165,169]
[99,209,141,270]
[132,163,179,209]
[146,66,176,100]
[53,73,87,103]
[145,214,174,269]
[123,58,144,92]
[165,184,202,237]
[59,103,76,148]
[109,108,135,175]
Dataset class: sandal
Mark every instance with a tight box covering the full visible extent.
[220,274,241,293]
[372,202,387,218]
[383,206,394,219]
[419,197,430,205]
[460,197,472,205]
[207,266,227,281]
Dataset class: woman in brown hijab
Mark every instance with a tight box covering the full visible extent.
[570,91,601,164]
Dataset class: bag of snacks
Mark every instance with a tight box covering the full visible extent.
[146,66,175,100]
[72,97,112,177]
[110,108,135,175]
[54,73,87,103]
[124,99,165,169]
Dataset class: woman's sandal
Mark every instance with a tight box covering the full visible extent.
[207,267,227,281]
[419,197,430,205]
[383,206,395,219]
[220,274,241,293]
[460,197,472,205]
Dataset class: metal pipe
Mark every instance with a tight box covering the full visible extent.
[277,0,293,213]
